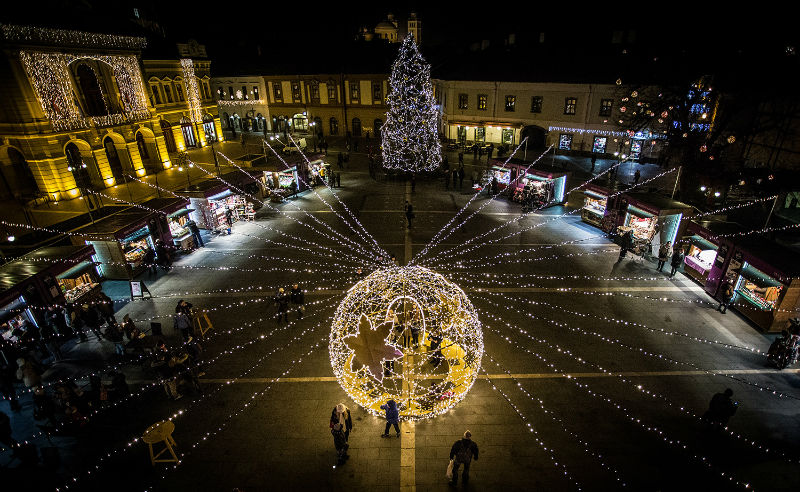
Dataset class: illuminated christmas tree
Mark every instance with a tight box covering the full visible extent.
[381,33,442,172]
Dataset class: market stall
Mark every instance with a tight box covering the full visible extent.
[721,240,800,332]
[177,171,261,231]
[680,219,745,295]
[70,208,174,279]
[56,261,101,304]
[167,207,196,251]
[581,184,610,228]
[614,193,693,254]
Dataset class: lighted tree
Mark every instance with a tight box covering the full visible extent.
[381,33,442,172]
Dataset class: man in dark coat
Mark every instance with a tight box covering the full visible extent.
[405,201,414,228]
[186,219,204,247]
[449,430,479,486]
[290,283,305,319]
[618,230,634,262]
[717,281,734,314]
[669,246,686,278]
[702,388,738,428]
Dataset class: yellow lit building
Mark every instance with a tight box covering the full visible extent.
[0,24,221,203]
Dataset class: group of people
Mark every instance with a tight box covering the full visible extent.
[655,240,687,278]
[329,399,479,485]
[273,284,305,323]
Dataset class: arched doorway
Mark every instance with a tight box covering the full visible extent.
[0,148,39,200]
[75,63,106,117]
[136,129,161,174]
[313,117,323,136]
[232,113,241,131]
[373,119,382,139]
[203,114,217,143]
[292,113,308,132]
[352,117,361,137]
[65,142,94,189]
[329,117,338,135]
[103,136,124,183]
[180,117,197,148]
[520,125,547,149]
[222,112,230,129]
[160,119,177,152]
[256,113,264,132]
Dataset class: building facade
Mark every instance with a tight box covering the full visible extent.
[434,79,663,160]
[213,73,390,142]
[210,77,269,135]
[0,24,221,203]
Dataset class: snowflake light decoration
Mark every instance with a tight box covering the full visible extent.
[329,266,483,420]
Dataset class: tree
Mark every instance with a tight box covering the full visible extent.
[381,33,442,172]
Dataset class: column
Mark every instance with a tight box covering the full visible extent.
[92,148,114,188]
[155,135,172,168]
[126,141,146,176]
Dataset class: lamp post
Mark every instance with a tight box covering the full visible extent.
[209,138,221,177]
[309,120,318,152]
[177,151,192,187]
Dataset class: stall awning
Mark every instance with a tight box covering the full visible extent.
[167,208,195,220]
[207,189,233,201]
[56,261,97,280]
[584,190,607,199]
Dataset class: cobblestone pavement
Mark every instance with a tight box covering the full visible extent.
[2,141,797,492]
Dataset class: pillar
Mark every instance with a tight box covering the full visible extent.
[214,118,224,142]
[172,126,187,151]
[92,148,115,188]
[126,141,147,177]
[155,135,172,168]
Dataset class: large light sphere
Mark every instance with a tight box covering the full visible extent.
[329,266,483,420]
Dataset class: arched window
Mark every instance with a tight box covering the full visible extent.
[136,132,149,159]
[160,119,176,152]
[203,114,217,142]
[222,112,230,129]
[352,118,361,137]
[103,137,124,182]
[65,143,93,188]
[76,64,106,117]
[329,117,338,135]
[0,148,39,199]
[180,117,197,147]
[374,119,383,138]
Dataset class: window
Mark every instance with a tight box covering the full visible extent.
[202,82,211,99]
[291,82,301,102]
[328,85,337,103]
[150,84,161,106]
[530,96,543,113]
[505,95,516,112]
[253,86,260,100]
[329,117,338,135]
[241,86,248,100]
[599,99,613,116]
[350,82,360,101]
[372,82,382,103]
[475,127,485,142]
[477,94,487,111]
[228,86,234,100]
[458,93,468,110]
[311,83,320,101]
[217,88,223,100]
[559,133,573,150]
[175,84,184,102]
[592,136,607,153]
[273,83,282,102]
[502,129,514,145]
[352,117,361,136]
[163,84,173,103]
[564,97,577,115]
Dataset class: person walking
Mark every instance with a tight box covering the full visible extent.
[487,144,494,161]
[329,402,353,441]
[336,172,341,188]
[702,388,738,430]
[275,288,290,323]
[331,423,349,465]
[633,169,641,185]
[669,246,685,278]
[97,291,116,325]
[380,399,400,438]
[618,230,634,262]
[448,430,479,486]
[322,140,328,155]
[337,152,344,170]
[458,151,464,165]
[717,281,735,314]
[144,247,157,277]
[405,201,414,228]
[656,241,672,272]
[81,304,103,341]
[186,219,204,247]
[224,207,234,235]
[290,283,305,319]
[174,306,192,341]
[107,321,125,357]
[290,179,298,198]
[590,154,597,174]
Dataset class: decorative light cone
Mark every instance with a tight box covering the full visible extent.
[330,266,483,420]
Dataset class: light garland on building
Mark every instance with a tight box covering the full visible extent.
[381,33,442,172]
[19,51,151,131]
[2,24,147,49]
[329,266,483,420]
[548,126,629,137]
[217,99,266,107]
[180,59,203,124]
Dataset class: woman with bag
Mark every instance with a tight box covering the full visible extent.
[329,403,353,441]
[657,241,673,272]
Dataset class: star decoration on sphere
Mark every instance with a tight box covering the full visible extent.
[345,315,403,381]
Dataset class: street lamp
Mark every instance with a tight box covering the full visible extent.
[309,121,318,152]
[177,151,193,187]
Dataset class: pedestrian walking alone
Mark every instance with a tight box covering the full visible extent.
[657,241,672,272]
[458,151,464,165]
[634,169,641,185]
[380,399,400,438]
[329,402,353,441]
[411,174,416,193]
[331,423,349,465]
[290,283,305,319]
[670,247,685,278]
[186,219,204,247]
[702,388,738,430]
[448,430,479,486]
[717,281,734,314]
[405,201,414,228]
[618,230,634,262]
[336,172,341,188]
